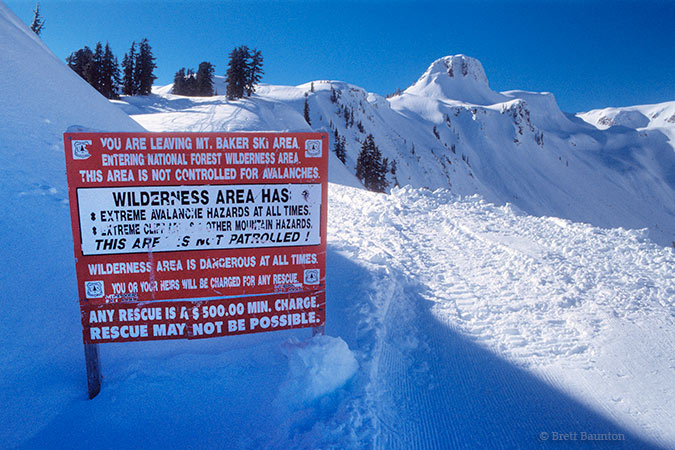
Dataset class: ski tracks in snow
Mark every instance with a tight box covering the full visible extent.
[329,184,675,449]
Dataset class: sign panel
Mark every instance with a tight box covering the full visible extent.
[64,132,328,344]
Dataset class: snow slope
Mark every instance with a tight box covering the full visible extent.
[328,185,675,449]
[1,4,675,449]
[579,101,675,142]
[120,55,675,247]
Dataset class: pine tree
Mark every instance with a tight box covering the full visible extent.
[30,3,45,36]
[134,38,156,95]
[226,46,249,100]
[225,46,263,99]
[196,61,215,96]
[303,93,311,126]
[66,46,94,83]
[172,68,187,95]
[333,129,346,164]
[246,48,263,96]
[355,134,388,193]
[121,42,136,96]
[66,43,120,98]
[91,42,104,93]
[185,68,197,95]
[99,42,120,99]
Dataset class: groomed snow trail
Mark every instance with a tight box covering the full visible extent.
[328,184,674,449]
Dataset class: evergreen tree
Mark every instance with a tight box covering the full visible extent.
[66,43,120,98]
[30,3,45,36]
[196,61,215,96]
[226,46,263,99]
[66,46,94,83]
[134,38,156,95]
[333,129,346,164]
[172,68,187,95]
[226,46,249,99]
[185,68,197,95]
[99,42,120,99]
[303,94,311,126]
[172,62,215,96]
[121,41,136,96]
[90,42,104,93]
[355,134,388,193]
[246,48,263,96]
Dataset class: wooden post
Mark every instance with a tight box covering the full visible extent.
[312,325,325,336]
[84,342,101,399]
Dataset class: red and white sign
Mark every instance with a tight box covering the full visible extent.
[64,132,328,343]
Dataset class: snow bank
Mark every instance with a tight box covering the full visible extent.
[279,335,358,405]
[329,183,675,448]
[0,5,143,447]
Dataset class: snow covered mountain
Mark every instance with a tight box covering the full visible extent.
[579,101,675,139]
[2,3,675,449]
[122,55,675,247]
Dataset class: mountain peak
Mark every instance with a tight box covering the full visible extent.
[404,55,503,105]
[431,55,489,85]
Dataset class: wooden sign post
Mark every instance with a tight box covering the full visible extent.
[83,343,101,399]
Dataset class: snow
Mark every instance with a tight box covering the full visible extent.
[121,57,675,247]
[404,55,507,105]
[579,101,675,143]
[326,185,675,448]
[279,335,358,405]
[1,3,675,449]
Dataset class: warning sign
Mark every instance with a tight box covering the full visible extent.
[64,132,328,344]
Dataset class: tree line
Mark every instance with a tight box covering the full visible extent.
[172,45,264,100]
[66,39,156,99]
[172,62,215,97]
[66,38,263,101]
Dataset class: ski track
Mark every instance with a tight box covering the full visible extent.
[329,185,675,449]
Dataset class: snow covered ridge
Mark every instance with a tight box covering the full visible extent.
[578,101,675,135]
[124,54,675,247]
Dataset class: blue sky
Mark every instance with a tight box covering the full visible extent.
[7,0,674,112]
